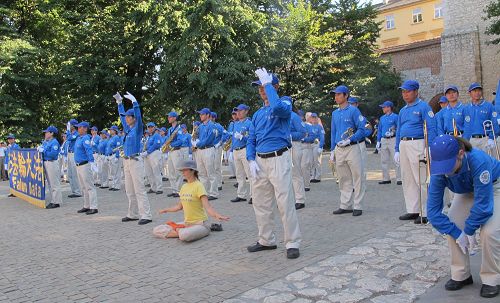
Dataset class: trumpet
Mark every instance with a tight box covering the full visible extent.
[161,124,182,153]
[222,137,232,151]
[112,145,125,158]
[483,120,500,159]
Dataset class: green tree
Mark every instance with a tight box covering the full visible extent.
[485,0,500,45]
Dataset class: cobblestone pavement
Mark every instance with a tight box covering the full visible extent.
[0,150,488,302]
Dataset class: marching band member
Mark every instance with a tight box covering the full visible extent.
[191,121,201,162]
[347,97,369,177]
[437,85,465,136]
[142,122,163,195]
[300,111,315,192]
[115,92,152,225]
[66,119,82,198]
[226,109,238,179]
[59,133,68,183]
[394,80,437,224]
[463,82,498,153]
[39,126,62,209]
[90,126,100,186]
[73,121,99,215]
[246,68,301,259]
[166,111,188,198]
[290,108,307,210]
[180,124,193,160]
[310,113,325,183]
[97,130,109,189]
[106,126,122,191]
[211,112,225,191]
[329,85,366,217]
[230,104,252,203]
[192,108,218,200]
[427,135,499,299]
[376,101,401,185]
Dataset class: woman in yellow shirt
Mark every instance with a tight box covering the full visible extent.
[154,160,229,242]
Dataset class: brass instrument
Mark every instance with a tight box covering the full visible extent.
[112,145,125,158]
[385,125,396,138]
[417,120,431,225]
[161,124,182,153]
[191,124,199,151]
[483,120,500,159]
[452,118,458,137]
[222,136,232,151]
[340,127,354,141]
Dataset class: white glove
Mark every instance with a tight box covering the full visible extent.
[37,146,44,153]
[456,232,470,255]
[191,139,199,148]
[140,151,148,158]
[4,164,7,170]
[234,132,243,140]
[66,122,71,132]
[337,139,351,147]
[467,235,479,256]
[113,92,123,104]
[317,148,323,154]
[394,152,400,165]
[188,154,193,160]
[228,152,234,161]
[214,142,221,148]
[91,162,98,174]
[329,151,335,163]
[376,142,381,150]
[254,68,273,86]
[487,139,495,150]
[124,91,137,103]
[249,160,261,179]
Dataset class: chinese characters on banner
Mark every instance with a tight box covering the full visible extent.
[8,149,46,208]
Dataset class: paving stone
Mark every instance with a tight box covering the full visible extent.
[263,293,296,303]
[241,288,277,300]
[347,246,375,255]
[328,288,372,303]
[311,275,349,290]
[318,255,364,267]
[400,280,433,297]
[355,277,392,292]
[387,266,413,279]
[370,294,413,303]
[415,270,447,283]
[297,288,327,298]
[285,271,311,282]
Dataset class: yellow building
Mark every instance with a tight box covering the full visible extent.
[376,0,444,49]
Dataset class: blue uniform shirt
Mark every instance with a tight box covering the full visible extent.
[167,125,183,148]
[42,138,60,161]
[60,141,68,157]
[98,138,108,154]
[146,132,162,154]
[232,118,252,150]
[428,149,499,239]
[119,103,143,156]
[463,100,498,139]
[290,112,307,142]
[182,133,192,153]
[213,122,225,145]
[395,99,437,152]
[107,135,122,157]
[91,135,100,153]
[197,121,216,148]
[224,121,235,145]
[377,113,398,142]
[247,84,292,161]
[437,102,465,135]
[74,134,94,164]
[66,130,78,152]
[330,104,366,150]
[302,123,317,144]
[310,124,325,148]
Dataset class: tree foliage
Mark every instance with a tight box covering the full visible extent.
[485,0,500,45]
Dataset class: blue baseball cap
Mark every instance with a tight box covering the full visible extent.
[100,130,109,136]
[69,119,78,126]
[348,97,359,104]
[197,108,211,115]
[329,85,349,95]
[211,112,218,119]
[236,104,249,111]
[168,111,178,118]
[146,122,156,128]
[76,121,90,128]
[430,135,460,175]
[6,134,15,139]
[439,96,449,103]
[444,85,459,94]
[193,121,201,126]
[180,124,187,129]
[399,80,420,91]
[110,125,119,132]
[468,82,482,92]
[119,109,135,117]
[160,127,167,132]
[43,126,58,134]
[311,113,318,118]
[379,101,394,108]
[252,73,280,87]
[91,126,98,131]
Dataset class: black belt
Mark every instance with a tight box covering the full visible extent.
[471,134,486,138]
[234,146,246,151]
[171,147,181,151]
[98,153,105,155]
[302,141,314,144]
[384,135,395,139]
[257,146,290,159]
[401,137,423,141]
[339,140,363,148]
[198,146,214,150]
[44,160,56,162]
[447,131,463,135]
[76,161,88,166]
[123,153,140,160]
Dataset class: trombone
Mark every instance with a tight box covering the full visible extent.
[483,120,500,159]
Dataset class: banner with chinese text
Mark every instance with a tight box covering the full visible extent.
[7,149,46,208]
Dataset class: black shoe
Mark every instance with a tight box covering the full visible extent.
[353,209,362,216]
[218,186,222,191]
[68,194,82,198]
[86,209,98,215]
[138,219,152,225]
[378,180,391,184]
[397,181,402,185]
[109,188,119,191]
[147,189,155,194]
[287,248,300,259]
[248,198,253,204]
[122,217,139,222]
[145,184,151,187]
[171,193,180,198]
[162,177,168,181]
[95,183,101,187]
[304,187,310,192]
[311,179,321,183]
[210,223,223,231]
[332,208,353,215]
[77,208,90,213]
[295,203,305,210]
[445,276,473,291]
[231,197,247,203]
[229,176,236,179]
[414,216,428,224]
[480,284,499,298]
[46,203,60,209]
[167,193,175,197]
[233,183,238,188]
[156,191,163,194]
[399,213,419,220]
[99,186,109,189]
[247,242,277,252]
[208,196,218,201]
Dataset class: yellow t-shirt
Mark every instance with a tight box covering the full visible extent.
[180,180,208,224]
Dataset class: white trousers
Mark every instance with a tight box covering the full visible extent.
[400,139,427,216]
[92,153,99,183]
[214,146,223,188]
[108,156,122,190]
[380,137,401,181]
[67,153,81,195]
[144,150,162,192]
[123,157,152,220]
[44,160,62,205]
[227,150,236,176]
[153,222,210,242]
[76,163,98,209]
[470,137,488,153]
[252,150,301,249]
[168,148,188,193]
[98,155,109,187]
[334,143,366,210]
[291,142,306,205]
[196,147,218,197]
[447,187,500,286]
[300,143,314,188]
[233,148,251,199]
[311,143,322,180]
[161,153,169,178]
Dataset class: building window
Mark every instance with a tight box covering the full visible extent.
[412,8,423,23]
[385,15,395,30]
[434,3,443,19]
